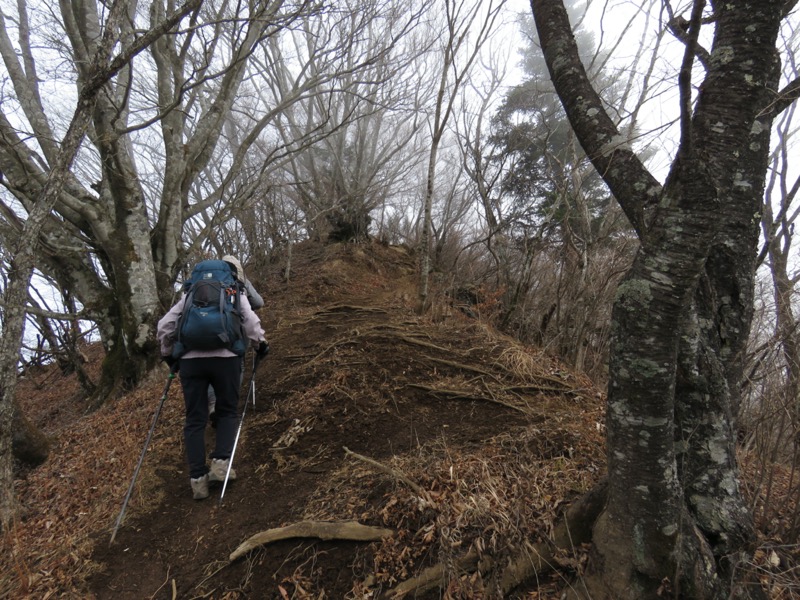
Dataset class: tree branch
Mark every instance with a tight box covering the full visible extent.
[764,76,800,118]
[529,0,662,239]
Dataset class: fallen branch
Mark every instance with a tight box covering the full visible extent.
[343,446,435,507]
[229,520,394,562]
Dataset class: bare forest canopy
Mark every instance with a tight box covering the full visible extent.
[1,0,800,598]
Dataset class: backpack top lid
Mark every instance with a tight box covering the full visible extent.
[184,259,237,292]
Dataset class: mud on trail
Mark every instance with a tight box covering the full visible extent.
[8,241,605,599]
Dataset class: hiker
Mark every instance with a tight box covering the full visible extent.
[157,259,269,500]
[207,255,264,426]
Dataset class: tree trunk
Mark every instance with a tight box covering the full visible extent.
[674,103,776,565]
[417,142,438,314]
[0,93,99,530]
[0,0,201,528]
[12,399,50,467]
[594,157,722,599]
[529,0,790,596]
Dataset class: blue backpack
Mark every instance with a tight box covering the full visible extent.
[172,260,247,358]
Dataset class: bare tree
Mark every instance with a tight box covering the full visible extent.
[1,0,432,402]
[0,0,201,531]
[530,0,800,597]
[0,0,308,399]
[746,55,800,540]
[258,0,432,244]
[416,0,506,314]
[461,6,636,378]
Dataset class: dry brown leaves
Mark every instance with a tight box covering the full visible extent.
[6,242,798,599]
[5,361,185,598]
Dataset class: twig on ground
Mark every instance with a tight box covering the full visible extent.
[407,383,529,415]
[343,446,436,507]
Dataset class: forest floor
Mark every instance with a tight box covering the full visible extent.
[3,241,797,599]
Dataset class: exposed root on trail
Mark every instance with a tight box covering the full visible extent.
[417,354,502,379]
[372,332,451,352]
[229,521,395,562]
[10,242,613,598]
[315,304,389,315]
[384,540,556,599]
[408,383,530,414]
[380,485,609,599]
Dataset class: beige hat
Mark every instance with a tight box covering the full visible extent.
[222,255,247,283]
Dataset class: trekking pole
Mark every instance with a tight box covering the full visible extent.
[220,353,260,504]
[110,365,178,545]
[251,353,257,409]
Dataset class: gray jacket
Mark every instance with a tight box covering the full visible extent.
[242,278,264,309]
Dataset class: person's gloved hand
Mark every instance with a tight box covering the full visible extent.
[256,340,270,359]
[162,355,179,370]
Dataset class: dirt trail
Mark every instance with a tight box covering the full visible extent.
[11,241,605,599]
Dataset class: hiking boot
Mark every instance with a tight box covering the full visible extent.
[208,458,236,483]
[190,474,209,500]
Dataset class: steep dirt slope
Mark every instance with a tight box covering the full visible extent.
[7,242,605,599]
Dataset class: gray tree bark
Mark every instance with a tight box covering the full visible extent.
[0,0,127,532]
[529,0,797,596]
[0,0,289,401]
[0,0,201,529]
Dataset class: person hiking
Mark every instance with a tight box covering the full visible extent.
[157,259,269,500]
[207,255,264,427]
[222,255,264,309]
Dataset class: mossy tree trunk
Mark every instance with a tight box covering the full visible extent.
[0,0,128,530]
[530,0,793,596]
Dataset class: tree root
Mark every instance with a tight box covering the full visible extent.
[384,482,608,598]
[316,303,388,315]
[418,354,501,380]
[367,332,451,353]
[411,355,578,397]
[553,478,607,550]
[226,482,607,596]
[229,520,394,561]
[383,541,555,598]
[504,383,579,395]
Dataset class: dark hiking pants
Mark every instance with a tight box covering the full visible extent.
[179,357,242,479]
